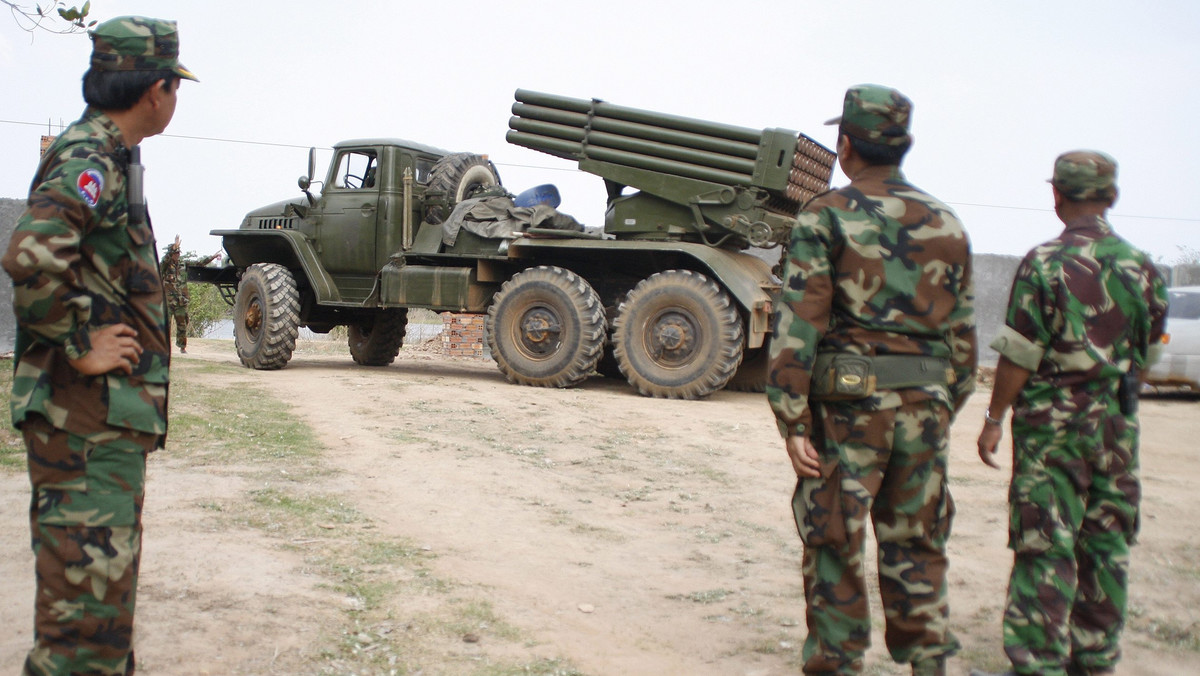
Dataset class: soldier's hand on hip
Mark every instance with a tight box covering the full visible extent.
[69,324,143,375]
[785,435,821,478]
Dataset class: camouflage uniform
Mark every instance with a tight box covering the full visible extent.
[989,152,1168,675]
[159,244,218,351]
[1,16,196,676]
[767,85,977,675]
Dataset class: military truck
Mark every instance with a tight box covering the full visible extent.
[192,90,835,399]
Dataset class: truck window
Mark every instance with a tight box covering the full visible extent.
[415,157,435,184]
[333,150,378,190]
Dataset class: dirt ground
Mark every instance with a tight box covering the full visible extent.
[2,337,1198,675]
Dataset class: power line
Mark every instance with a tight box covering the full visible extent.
[2,118,1197,223]
[947,201,1200,223]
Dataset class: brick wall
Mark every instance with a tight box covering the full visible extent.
[440,312,488,358]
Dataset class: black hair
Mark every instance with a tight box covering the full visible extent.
[844,131,910,166]
[82,69,178,111]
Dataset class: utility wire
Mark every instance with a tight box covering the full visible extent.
[3,118,1197,223]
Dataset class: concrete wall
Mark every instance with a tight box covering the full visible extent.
[0,198,21,355]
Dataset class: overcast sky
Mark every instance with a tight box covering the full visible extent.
[2,0,1197,263]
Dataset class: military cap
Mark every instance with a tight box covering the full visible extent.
[89,16,198,82]
[825,84,912,147]
[1049,150,1118,202]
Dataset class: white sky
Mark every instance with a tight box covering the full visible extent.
[2,0,1197,262]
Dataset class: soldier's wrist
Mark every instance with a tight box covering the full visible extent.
[984,408,1005,427]
[64,329,92,361]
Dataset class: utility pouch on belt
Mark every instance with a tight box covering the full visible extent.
[811,353,876,400]
[811,353,954,401]
[1118,371,1139,416]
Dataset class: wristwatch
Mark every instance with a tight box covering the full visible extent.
[984,409,1004,426]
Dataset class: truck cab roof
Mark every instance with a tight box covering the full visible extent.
[334,138,453,157]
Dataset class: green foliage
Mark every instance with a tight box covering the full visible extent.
[181,249,231,337]
[187,280,229,337]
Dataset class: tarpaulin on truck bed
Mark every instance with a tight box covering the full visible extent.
[441,195,583,247]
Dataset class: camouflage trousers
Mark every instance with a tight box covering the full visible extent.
[20,415,156,676]
[792,398,958,674]
[168,307,189,350]
[1002,405,1139,675]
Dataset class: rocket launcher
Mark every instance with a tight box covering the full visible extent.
[506,89,835,248]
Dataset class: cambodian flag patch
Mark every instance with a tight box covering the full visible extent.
[76,169,103,208]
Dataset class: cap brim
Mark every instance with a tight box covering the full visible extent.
[824,115,841,126]
[174,64,199,82]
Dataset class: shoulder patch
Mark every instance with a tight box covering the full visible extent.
[76,168,104,208]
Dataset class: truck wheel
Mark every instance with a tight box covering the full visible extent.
[233,263,300,370]
[612,270,744,399]
[486,266,605,389]
[348,309,408,366]
[424,153,502,224]
[725,347,768,393]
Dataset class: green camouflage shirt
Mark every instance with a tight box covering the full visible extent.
[991,215,1168,406]
[2,108,170,437]
[767,164,977,438]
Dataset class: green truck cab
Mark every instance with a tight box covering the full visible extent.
[192,90,835,399]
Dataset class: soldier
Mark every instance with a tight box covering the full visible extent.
[159,235,219,353]
[1,16,197,675]
[766,84,977,675]
[972,152,1168,676]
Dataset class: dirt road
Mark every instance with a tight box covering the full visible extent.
[2,338,1198,675]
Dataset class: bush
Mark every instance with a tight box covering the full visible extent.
[182,250,231,337]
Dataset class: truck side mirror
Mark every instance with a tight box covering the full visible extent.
[298,146,318,205]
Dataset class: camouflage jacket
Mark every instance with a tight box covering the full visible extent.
[766,165,977,438]
[1,108,170,438]
[991,214,1168,411]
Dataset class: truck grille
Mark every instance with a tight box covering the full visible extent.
[254,217,295,230]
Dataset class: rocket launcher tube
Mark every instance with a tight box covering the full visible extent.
[506,131,753,187]
[515,89,764,144]
[508,118,757,175]
[510,103,761,159]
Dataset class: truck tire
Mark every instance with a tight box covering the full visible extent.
[424,153,502,224]
[348,309,408,366]
[233,263,300,370]
[486,266,605,389]
[725,347,768,393]
[612,270,744,399]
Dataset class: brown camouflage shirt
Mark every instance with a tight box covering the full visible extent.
[767,164,977,438]
[2,108,170,438]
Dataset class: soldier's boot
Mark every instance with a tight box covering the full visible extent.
[912,658,946,676]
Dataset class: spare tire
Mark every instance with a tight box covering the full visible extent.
[424,153,502,224]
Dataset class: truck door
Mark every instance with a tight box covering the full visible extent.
[319,148,379,275]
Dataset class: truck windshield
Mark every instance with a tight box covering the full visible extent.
[333,150,377,189]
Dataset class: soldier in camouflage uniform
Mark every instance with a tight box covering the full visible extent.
[766,84,977,676]
[1,16,196,676]
[159,236,219,353]
[973,152,1168,676]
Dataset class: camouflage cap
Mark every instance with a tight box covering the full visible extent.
[1049,150,1118,202]
[89,16,198,82]
[825,84,912,147]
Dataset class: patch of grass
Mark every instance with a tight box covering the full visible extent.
[167,362,323,470]
[1133,613,1200,652]
[445,599,523,642]
[670,588,732,604]
[471,658,585,676]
